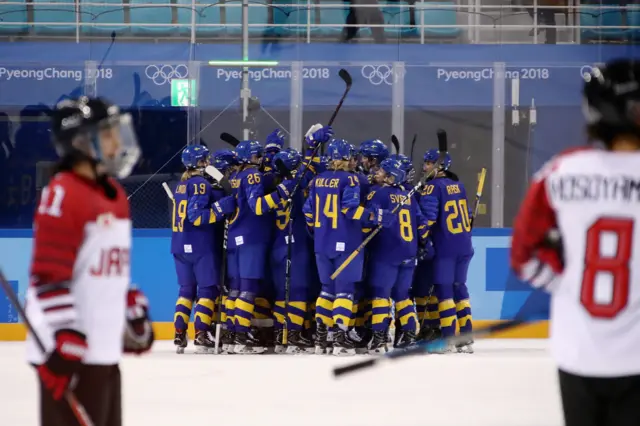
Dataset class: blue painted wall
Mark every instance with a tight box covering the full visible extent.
[0,228,549,323]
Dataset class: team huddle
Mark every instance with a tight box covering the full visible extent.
[170,125,476,356]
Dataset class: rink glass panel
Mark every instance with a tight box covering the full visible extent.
[0,60,602,229]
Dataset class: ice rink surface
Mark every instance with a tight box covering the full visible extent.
[0,339,564,426]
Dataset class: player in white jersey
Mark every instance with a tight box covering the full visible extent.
[511,59,640,426]
[26,97,154,426]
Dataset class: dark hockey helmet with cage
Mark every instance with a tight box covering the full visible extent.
[583,58,640,146]
[50,96,140,178]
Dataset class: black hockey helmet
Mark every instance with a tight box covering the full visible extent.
[582,58,640,145]
[50,96,140,178]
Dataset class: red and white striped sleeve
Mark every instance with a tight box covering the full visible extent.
[30,174,85,331]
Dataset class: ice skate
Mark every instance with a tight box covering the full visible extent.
[351,328,370,354]
[194,330,216,354]
[314,323,330,355]
[285,330,315,354]
[174,330,187,354]
[332,328,356,356]
[395,330,418,350]
[233,330,266,354]
[274,328,286,354]
[456,338,474,354]
[221,329,235,353]
[368,330,387,355]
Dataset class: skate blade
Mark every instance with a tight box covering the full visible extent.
[286,346,315,355]
[234,345,266,355]
[274,345,287,354]
[175,346,186,354]
[332,347,356,356]
[194,346,216,354]
[368,348,387,355]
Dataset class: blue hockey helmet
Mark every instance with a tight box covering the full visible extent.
[349,143,358,158]
[423,148,452,171]
[181,144,210,169]
[359,139,390,162]
[273,148,302,174]
[326,139,353,161]
[317,155,329,174]
[234,140,263,163]
[389,154,414,183]
[380,157,406,185]
[210,149,237,173]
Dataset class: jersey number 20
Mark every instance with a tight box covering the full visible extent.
[581,217,633,319]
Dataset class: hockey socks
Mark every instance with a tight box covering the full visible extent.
[435,284,457,338]
[315,292,335,328]
[234,291,257,333]
[371,298,391,331]
[333,293,354,330]
[426,295,440,329]
[174,296,193,331]
[194,298,215,331]
[454,283,473,333]
[395,299,418,332]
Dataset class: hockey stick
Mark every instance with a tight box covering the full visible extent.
[470,168,487,229]
[321,68,352,156]
[161,182,174,201]
[390,135,400,154]
[97,31,116,71]
[333,318,532,377]
[220,132,241,148]
[330,130,448,281]
[0,271,95,426]
[274,158,294,345]
[203,165,231,353]
[276,69,352,343]
[409,134,417,164]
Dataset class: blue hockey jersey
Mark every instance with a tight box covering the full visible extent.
[228,166,284,248]
[303,170,366,256]
[421,177,473,257]
[170,175,224,254]
[365,185,429,264]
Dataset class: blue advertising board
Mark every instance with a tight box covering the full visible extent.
[0,43,637,108]
[0,228,550,340]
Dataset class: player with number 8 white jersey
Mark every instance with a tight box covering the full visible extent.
[511,59,640,426]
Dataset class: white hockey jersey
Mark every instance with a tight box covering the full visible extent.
[26,172,131,365]
[512,147,640,378]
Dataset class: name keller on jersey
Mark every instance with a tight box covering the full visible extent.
[548,174,640,202]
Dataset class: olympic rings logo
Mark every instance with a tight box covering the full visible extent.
[361,65,406,86]
[580,65,594,79]
[144,64,189,85]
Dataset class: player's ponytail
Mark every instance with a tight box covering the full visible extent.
[329,159,350,171]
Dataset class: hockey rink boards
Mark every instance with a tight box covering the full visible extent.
[0,339,563,426]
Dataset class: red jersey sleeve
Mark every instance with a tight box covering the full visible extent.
[30,173,86,330]
[511,148,589,288]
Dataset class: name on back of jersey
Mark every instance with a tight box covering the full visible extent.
[316,177,340,188]
[548,174,640,203]
[446,184,461,195]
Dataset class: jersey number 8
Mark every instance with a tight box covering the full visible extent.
[580,217,633,319]
[444,199,471,234]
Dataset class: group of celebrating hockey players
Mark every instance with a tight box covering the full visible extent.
[170,124,475,356]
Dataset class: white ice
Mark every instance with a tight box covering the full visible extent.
[0,339,564,426]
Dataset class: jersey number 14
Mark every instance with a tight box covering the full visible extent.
[581,217,633,319]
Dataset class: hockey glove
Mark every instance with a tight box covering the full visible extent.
[419,195,438,222]
[374,209,396,228]
[305,126,334,149]
[418,239,435,262]
[513,230,564,291]
[341,185,361,209]
[213,195,236,216]
[265,129,285,153]
[276,179,296,199]
[124,288,154,355]
[37,329,87,401]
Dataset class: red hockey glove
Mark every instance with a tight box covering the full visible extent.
[124,288,154,355]
[37,329,87,401]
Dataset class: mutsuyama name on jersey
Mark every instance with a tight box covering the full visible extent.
[548,174,640,202]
